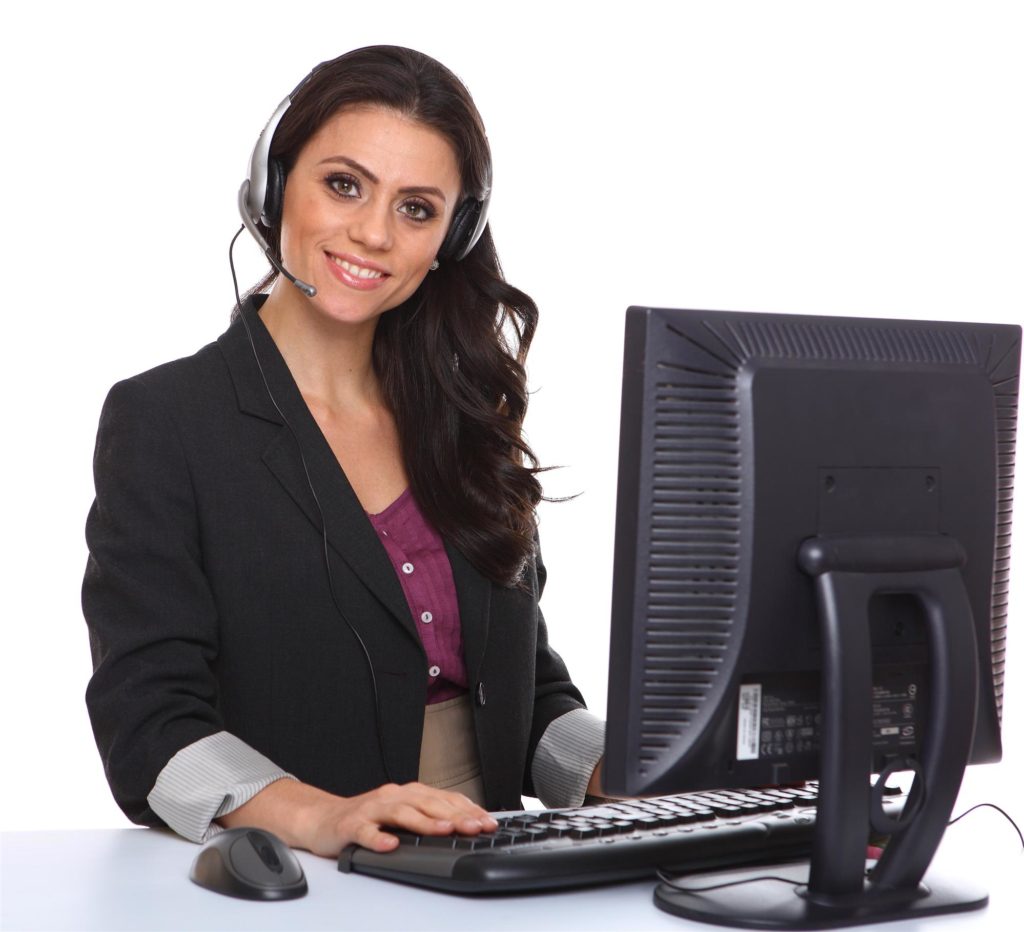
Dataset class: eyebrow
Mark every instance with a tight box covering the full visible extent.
[318,156,449,203]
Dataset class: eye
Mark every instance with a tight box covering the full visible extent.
[399,199,436,223]
[325,173,360,198]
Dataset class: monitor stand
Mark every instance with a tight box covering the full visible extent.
[654,534,989,929]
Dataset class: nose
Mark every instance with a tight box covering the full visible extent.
[347,199,393,253]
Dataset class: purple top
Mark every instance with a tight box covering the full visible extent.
[366,488,467,703]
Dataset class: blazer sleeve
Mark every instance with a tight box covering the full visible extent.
[83,377,226,826]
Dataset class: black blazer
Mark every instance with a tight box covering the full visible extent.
[83,297,585,827]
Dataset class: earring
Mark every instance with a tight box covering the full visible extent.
[430,259,440,271]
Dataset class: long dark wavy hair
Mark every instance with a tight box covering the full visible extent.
[239,46,543,587]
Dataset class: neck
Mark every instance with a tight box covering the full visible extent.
[258,281,382,413]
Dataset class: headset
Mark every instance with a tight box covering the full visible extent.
[237,66,492,299]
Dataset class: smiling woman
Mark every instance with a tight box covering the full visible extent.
[81,45,606,860]
[273,107,460,317]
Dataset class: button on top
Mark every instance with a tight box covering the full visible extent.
[428,665,441,677]
[421,611,433,624]
[402,562,414,575]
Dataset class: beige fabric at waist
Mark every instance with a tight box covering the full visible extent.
[417,693,486,806]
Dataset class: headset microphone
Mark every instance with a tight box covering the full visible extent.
[237,180,317,297]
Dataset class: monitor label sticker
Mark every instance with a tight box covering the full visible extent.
[736,668,923,764]
[748,675,822,760]
[871,668,924,754]
[737,683,762,760]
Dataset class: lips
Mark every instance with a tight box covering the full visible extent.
[325,252,391,290]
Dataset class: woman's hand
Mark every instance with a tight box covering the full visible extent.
[219,777,498,858]
[584,757,628,803]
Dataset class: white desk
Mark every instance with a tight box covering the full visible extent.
[1,824,1020,932]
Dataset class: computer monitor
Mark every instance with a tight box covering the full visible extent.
[603,307,1019,928]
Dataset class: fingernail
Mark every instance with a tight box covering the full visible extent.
[436,819,453,830]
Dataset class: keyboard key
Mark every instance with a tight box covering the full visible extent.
[417,834,456,848]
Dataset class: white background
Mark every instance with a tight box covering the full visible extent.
[1,0,1021,843]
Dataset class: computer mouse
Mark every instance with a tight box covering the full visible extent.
[189,827,308,900]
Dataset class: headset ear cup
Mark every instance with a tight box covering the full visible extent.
[438,199,481,261]
[262,158,287,228]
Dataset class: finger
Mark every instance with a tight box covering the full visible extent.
[452,813,498,834]
[359,799,456,837]
[432,794,498,832]
[446,791,496,823]
[418,789,498,832]
[399,784,495,824]
[352,820,402,853]
[444,792,499,829]
[360,784,497,836]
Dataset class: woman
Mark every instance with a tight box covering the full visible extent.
[83,46,606,858]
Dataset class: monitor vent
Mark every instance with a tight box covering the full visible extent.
[725,319,980,365]
[989,333,1019,724]
[638,372,741,761]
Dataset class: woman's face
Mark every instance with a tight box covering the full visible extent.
[277,105,462,325]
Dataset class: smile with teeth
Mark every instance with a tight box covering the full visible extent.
[330,255,385,279]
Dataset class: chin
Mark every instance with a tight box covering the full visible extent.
[312,291,405,327]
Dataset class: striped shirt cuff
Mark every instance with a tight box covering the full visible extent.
[531,708,606,808]
[147,731,295,843]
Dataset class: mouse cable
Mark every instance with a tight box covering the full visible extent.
[228,226,396,785]
[948,802,1024,850]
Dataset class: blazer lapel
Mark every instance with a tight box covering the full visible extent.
[217,298,419,644]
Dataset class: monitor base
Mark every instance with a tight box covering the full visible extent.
[654,860,988,930]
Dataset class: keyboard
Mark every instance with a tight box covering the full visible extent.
[337,782,903,894]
